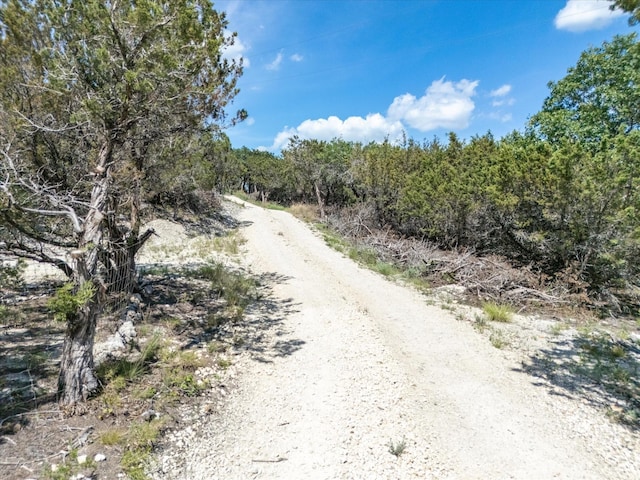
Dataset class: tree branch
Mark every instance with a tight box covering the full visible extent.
[18,205,83,234]
[0,240,74,278]
[2,149,85,234]
[1,211,76,249]
[132,228,157,255]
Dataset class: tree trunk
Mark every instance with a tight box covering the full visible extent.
[314,181,325,218]
[57,301,99,404]
[106,228,156,295]
[58,139,111,406]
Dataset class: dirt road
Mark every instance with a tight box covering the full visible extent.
[153,198,639,479]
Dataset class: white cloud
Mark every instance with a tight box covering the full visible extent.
[492,98,515,107]
[297,114,404,141]
[555,0,625,32]
[223,32,250,67]
[387,78,478,131]
[488,112,513,123]
[263,77,479,151]
[489,84,515,107]
[490,84,511,97]
[290,53,304,62]
[267,128,297,151]
[266,114,404,151]
[266,52,283,71]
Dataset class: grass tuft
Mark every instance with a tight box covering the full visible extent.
[288,203,319,222]
[489,328,508,349]
[388,436,407,457]
[482,302,514,323]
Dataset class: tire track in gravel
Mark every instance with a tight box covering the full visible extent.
[156,198,637,479]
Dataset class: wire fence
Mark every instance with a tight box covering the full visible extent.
[1,238,151,322]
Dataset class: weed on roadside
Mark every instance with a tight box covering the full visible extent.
[483,302,514,323]
[388,436,407,457]
[489,328,508,349]
[121,418,166,480]
[288,203,319,222]
[99,428,127,446]
[186,261,257,308]
[43,449,96,480]
[549,322,569,336]
[474,313,488,333]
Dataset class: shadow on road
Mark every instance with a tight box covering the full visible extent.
[234,272,304,363]
[515,332,640,430]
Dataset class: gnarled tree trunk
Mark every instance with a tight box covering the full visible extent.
[57,298,100,404]
[314,180,326,218]
[57,140,111,405]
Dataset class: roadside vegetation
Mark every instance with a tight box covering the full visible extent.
[1,225,260,479]
[233,33,640,320]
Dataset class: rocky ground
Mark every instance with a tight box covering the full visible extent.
[150,197,639,480]
[0,207,253,480]
[1,197,639,479]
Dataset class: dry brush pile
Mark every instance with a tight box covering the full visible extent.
[326,204,589,311]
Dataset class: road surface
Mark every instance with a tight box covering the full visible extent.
[154,198,638,479]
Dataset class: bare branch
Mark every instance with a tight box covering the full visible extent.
[19,206,83,233]
[0,240,73,278]
[131,228,157,255]
[2,145,85,233]
[12,110,78,134]
[1,211,75,249]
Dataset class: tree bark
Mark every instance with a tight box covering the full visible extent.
[57,139,112,405]
[314,181,325,218]
[57,301,99,404]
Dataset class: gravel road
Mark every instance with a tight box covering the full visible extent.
[152,198,639,479]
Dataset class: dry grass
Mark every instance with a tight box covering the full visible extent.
[288,203,320,222]
[482,302,514,323]
[0,213,262,480]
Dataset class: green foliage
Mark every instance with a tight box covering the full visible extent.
[1,0,245,403]
[0,0,244,275]
[354,139,418,226]
[188,262,257,307]
[210,31,639,317]
[43,449,95,480]
[163,367,208,396]
[316,34,640,310]
[100,428,127,446]
[0,260,24,289]
[96,334,162,388]
[395,133,497,246]
[44,462,73,480]
[236,147,292,203]
[531,33,640,147]
[121,418,165,480]
[146,132,233,210]
[282,137,358,213]
[48,282,96,322]
[610,0,640,25]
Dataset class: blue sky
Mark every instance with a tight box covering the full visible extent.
[217,0,638,152]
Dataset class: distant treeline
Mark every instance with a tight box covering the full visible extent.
[220,34,640,308]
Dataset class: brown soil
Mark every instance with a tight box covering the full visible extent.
[0,214,255,480]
